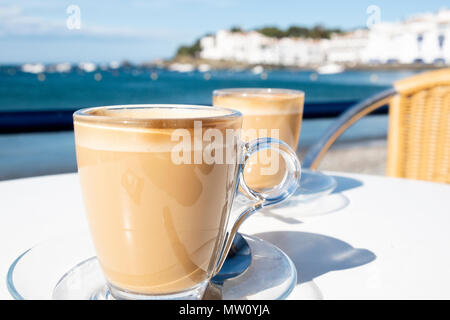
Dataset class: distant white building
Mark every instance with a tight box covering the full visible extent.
[325,30,369,64]
[278,38,326,66]
[199,9,450,66]
[362,9,450,64]
[200,30,281,65]
[200,30,326,66]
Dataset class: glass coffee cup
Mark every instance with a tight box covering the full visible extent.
[213,88,304,191]
[73,104,300,299]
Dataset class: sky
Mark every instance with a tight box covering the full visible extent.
[0,0,448,64]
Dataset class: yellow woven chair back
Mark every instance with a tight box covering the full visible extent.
[387,68,450,183]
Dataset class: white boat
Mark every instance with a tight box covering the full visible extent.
[109,61,120,69]
[21,63,45,74]
[198,64,211,72]
[78,62,97,73]
[251,65,264,74]
[316,63,345,75]
[55,63,71,73]
[168,63,195,73]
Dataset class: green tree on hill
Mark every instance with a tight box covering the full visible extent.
[230,26,243,33]
[256,25,342,39]
[285,26,310,38]
[257,26,286,38]
[176,39,201,57]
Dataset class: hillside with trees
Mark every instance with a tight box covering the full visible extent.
[175,25,343,58]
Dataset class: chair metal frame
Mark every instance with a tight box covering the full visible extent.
[302,87,396,169]
[303,68,450,183]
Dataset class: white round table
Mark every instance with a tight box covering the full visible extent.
[1,172,449,299]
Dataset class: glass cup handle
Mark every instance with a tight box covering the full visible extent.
[213,137,301,275]
[239,137,302,206]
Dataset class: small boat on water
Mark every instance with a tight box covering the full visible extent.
[198,64,211,72]
[169,63,195,73]
[78,62,97,73]
[109,61,120,70]
[251,65,264,75]
[21,63,45,74]
[55,63,71,73]
[316,63,345,75]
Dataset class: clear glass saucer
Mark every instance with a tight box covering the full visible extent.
[235,169,336,205]
[287,169,337,203]
[7,233,296,300]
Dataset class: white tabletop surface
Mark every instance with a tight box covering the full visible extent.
[1,172,449,299]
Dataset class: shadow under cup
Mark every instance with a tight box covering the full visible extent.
[73,105,244,299]
[213,88,304,191]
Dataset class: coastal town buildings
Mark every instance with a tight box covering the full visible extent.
[199,9,450,66]
[362,9,450,64]
[324,30,369,65]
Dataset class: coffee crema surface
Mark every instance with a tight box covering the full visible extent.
[74,106,242,294]
[86,106,234,119]
[213,90,304,190]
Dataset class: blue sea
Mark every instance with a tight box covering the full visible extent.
[0,67,424,180]
[0,67,421,111]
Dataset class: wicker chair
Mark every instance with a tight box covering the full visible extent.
[303,68,450,184]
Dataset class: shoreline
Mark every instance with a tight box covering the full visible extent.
[161,56,445,72]
[311,138,387,176]
[2,59,443,74]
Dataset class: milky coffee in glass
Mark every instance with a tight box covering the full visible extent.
[73,104,301,300]
[213,89,304,190]
[74,106,242,296]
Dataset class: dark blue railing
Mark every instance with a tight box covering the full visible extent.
[0,100,388,133]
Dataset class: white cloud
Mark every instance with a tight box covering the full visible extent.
[0,5,64,36]
[129,0,237,9]
[0,4,181,40]
[0,5,22,17]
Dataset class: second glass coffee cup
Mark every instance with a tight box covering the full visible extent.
[213,88,304,191]
[73,104,300,300]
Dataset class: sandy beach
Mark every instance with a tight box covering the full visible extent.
[312,139,387,176]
